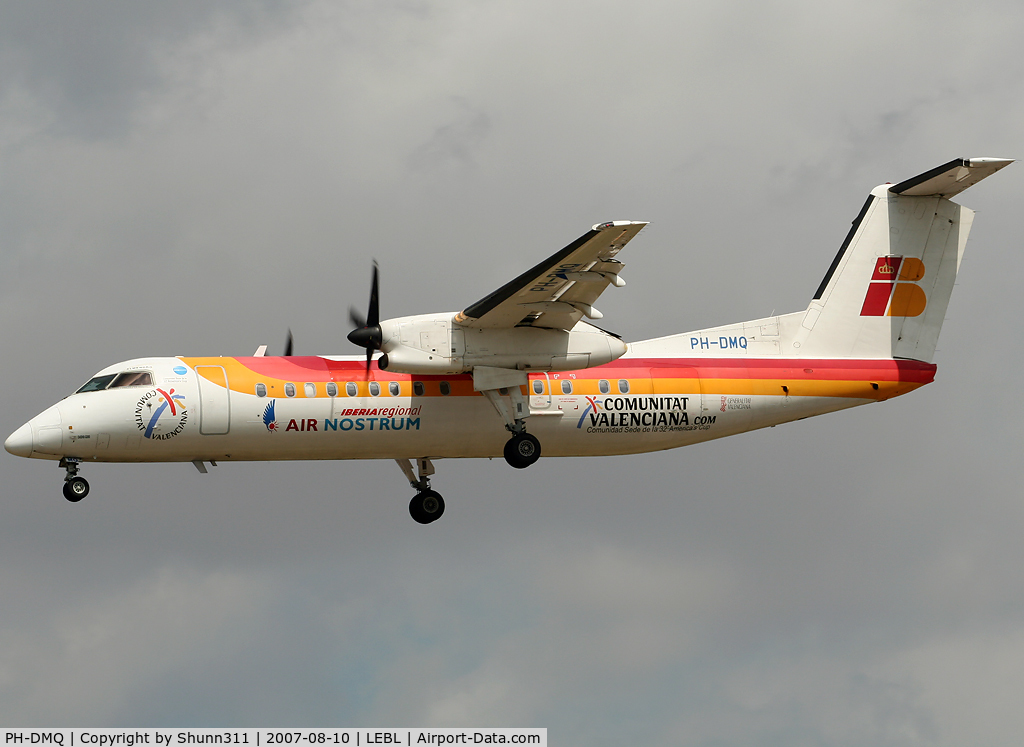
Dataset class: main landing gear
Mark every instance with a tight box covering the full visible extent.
[503,430,541,469]
[478,381,542,470]
[59,457,89,502]
[396,458,445,524]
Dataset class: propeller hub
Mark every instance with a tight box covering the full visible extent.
[347,325,383,350]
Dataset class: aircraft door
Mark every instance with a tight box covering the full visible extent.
[529,373,552,411]
[35,427,63,455]
[651,365,703,421]
[330,377,344,419]
[195,366,231,435]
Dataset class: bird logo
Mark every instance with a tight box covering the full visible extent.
[263,400,279,432]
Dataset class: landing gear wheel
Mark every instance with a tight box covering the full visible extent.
[409,489,445,524]
[504,432,541,469]
[63,477,89,502]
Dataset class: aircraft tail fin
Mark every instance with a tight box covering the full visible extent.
[790,158,1012,362]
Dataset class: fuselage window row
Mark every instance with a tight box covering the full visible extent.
[254,377,628,399]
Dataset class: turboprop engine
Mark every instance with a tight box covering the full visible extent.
[344,242,633,378]
[375,314,626,375]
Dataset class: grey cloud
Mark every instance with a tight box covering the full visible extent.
[408,99,492,172]
[0,0,301,140]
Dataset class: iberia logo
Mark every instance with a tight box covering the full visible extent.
[860,256,927,317]
[577,396,603,428]
[134,388,187,440]
[263,400,279,432]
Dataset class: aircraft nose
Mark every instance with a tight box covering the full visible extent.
[4,422,33,458]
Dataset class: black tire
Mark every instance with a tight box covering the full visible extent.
[504,432,541,469]
[409,490,445,524]
[63,477,89,502]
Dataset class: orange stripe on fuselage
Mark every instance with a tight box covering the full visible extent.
[178,356,935,402]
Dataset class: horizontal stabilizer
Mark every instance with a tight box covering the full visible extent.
[890,157,1013,198]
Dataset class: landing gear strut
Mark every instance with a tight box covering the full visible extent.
[396,458,445,524]
[60,458,89,502]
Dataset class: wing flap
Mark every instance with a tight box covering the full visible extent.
[456,221,646,330]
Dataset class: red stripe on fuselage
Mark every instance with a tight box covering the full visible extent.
[638,357,937,384]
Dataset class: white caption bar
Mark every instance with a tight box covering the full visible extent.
[2,730,546,747]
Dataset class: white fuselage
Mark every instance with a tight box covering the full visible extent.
[8,345,934,466]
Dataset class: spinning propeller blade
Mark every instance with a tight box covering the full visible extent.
[346,262,383,375]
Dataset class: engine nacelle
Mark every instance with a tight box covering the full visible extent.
[378,343,466,376]
[376,313,627,375]
[459,324,626,371]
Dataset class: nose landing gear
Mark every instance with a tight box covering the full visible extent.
[59,457,89,502]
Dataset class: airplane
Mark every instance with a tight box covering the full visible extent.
[4,157,1013,523]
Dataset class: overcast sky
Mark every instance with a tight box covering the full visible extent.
[2,1,1024,743]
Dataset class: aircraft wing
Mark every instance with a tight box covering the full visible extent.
[454,220,647,330]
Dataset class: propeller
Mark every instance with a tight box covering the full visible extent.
[283,329,294,357]
[347,261,383,374]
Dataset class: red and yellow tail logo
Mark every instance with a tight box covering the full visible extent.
[860,256,926,317]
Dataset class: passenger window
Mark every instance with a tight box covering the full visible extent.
[532,380,544,395]
[389,382,400,397]
[285,383,297,397]
[346,382,357,397]
[76,374,117,393]
[617,379,630,394]
[255,383,267,398]
[413,381,425,397]
[440,381,451,396]
[304,383,317,398]
[326,382,338,397]
[599,379,610,394]
[109,371,153,388]
[561,380,573,394]
[369,382,380,397]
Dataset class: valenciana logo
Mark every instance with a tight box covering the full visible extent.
[134,388,187,440]
[860,256,927,317]
[577,396,603,428]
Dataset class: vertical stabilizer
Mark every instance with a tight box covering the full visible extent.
[791,158,1011,362]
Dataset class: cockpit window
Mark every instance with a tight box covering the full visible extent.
[109,371,153,388]
[76,374,117,393]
